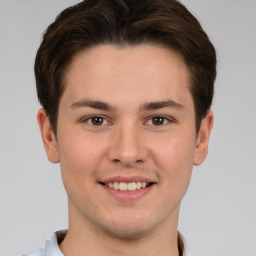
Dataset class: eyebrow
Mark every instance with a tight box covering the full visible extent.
[141,100,184,111]
[70,99,113,111]
[70,99,183,111]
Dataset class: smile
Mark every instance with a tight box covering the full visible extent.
[100,176,155,201]
[105,181,150,191]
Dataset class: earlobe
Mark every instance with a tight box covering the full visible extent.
[37,108,59,163]
[193,110,214,166]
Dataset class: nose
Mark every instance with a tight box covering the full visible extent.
[107,123,148,167]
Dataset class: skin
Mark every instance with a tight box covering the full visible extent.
[38,44,213,256]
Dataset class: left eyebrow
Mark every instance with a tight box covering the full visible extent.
[141,100,184,111]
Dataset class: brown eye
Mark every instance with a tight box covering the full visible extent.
[84,116,108,126]
[146,116,172,126]
[152,116,165,125]
[91,116,104,125]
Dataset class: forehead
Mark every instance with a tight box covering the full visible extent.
[62,44,192,106]
[66,44,188,78]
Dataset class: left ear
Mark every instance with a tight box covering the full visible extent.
[194,110,214,166]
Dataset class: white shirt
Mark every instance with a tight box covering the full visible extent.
[23,230,194,256]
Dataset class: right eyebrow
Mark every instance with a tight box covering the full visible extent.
[70,99,114,111]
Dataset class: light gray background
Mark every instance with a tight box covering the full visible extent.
[0,1,255,255]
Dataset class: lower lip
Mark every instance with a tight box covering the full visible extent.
[101,184,154,201]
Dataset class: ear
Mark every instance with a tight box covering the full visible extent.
[193,110,214,166]
[37,108,59,163]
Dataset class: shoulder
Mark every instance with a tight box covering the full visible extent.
[22,248,45,256]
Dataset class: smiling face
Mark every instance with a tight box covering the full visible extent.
[38,44,213,239]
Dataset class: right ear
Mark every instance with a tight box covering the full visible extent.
[37,108,59,163]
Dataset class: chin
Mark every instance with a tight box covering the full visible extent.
[96,213,157,240]
[103,224,150,239]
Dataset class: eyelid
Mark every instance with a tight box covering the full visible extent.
[81,115,111,126]
[80,115,174,127]
[145,115,174,126]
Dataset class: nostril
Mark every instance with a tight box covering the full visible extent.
[113,159,120,164]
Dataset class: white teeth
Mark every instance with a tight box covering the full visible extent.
[136,182,142,189]
[113,182,119,190]
[119,182,128,191]
[106,181,150,191]
[127,182,136,191]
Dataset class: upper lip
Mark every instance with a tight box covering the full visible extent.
[100,176,155,184]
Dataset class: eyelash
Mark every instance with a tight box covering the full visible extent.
[145,116,173,126]
[82,115,173,127]
[82,115,110,126]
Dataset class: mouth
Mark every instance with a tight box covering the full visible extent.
[100,181,154,191]
[98,176,156,201]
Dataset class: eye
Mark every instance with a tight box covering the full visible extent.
[83,116,108,126]
[146,116,172,126]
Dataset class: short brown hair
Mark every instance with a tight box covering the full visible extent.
[35,0,216,134]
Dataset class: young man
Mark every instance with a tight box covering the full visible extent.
[25,0,216,255]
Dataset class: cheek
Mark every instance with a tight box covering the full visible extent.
[57,131,107,189]
[151,131,195,166]
[150,133,195,190]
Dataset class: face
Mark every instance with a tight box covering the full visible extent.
[38,44,213,239]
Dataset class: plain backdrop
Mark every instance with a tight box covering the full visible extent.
[0,1,255,255]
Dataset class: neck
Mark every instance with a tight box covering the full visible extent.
[60,200,181,256]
